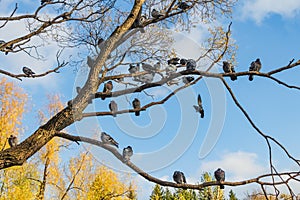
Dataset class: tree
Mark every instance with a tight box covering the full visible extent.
[228,190,238,200]
[198,172,224,200]
[1,0,300,199]
[150,184,165,200]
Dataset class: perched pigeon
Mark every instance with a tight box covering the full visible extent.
[186,59,196,70]
[167,57,180,65]
[102,81,113,100]
[193,94,204,118]
[182,76,195,84]
[249,58,262,81]
[180,58,187,66]
[214,168,225,189]
[8,135,18,148]
[100,132,119,148]
[128,63,140,74]
[173,171,186,184]
[142,63,155,72]
[0,40,13,55]
[153,62,161,70]
[97,38,104,49]
[177,2,190,10]
[223,61,237,81]
[87,56,95,68]
[166,64,177,76]
[123,146,133,162]
[139,72,155,83]
[22,66,35,77]
[132,98,141,116]
[131,8,146,33]
[151,9,164,19]
[109,100,118,117]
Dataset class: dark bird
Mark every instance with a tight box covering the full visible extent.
[8,135,18,148]
[100,132,119,148]
[223,61,237,81]
[0,40,13,55]
[128,63,140,74]
[173,171,186,184]
[87,56,95,68]
[132,98,141,116]
[151,9,164,19]
[193,94,204,118]
[76,86,81,94]
[182,76,195,84]
[109,100,118,117]
[142,63,155,72]
[186,59,196,70]
[180,58,187,66]
[123,146,133,162]
[167,57,180,65]
[102,81,113,100]
[97,38,104,49]
[177,2,190,10]
[139,72,155,83]
[214,168,225,189]
[22,66,35,77]
[249,58,262,81]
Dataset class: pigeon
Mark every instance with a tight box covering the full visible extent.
[193,94,204,118]
[153,62,161,70]
[214,168,225,189]
[0,40,13,55]
[100,132,119,148]
[167,57,180,65]
[8,135,18,148]
[102,81,113,100]
[182,76,194,84]
[151,9,164,19]
[249,58,262,81]
[97,38,104,49]
[180,58,187,66]
[123,146,133,162]
[223,61,237,81]
[22,66,35,77]
[139,72,155,83]
[87,56,95,68]
[177,2,190,10]
[109,100,118,117]
[131,8,146,33]
[186,59,196,70]
[166,64,177,76]
[128,63,140,74]
[142,63,155,72]
[173,171,186,184]
[132,98,141,116]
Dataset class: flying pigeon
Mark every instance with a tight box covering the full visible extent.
[0,40,13,55]
[193,94,204,118]
[8,135,18,148]
[100,132,119,148]
[101,81,113,100]
[249,58,262,81]
[167,57,180,65]
[214,168,225,189]
[132,98,141,116]
[182,76,195,84]
[173,171,186,184]
[142,63,155,72]
[128,63,140,74]
[153,62,161,70]
[123,146,133,162]
[87,56,95,68]
[186,59,196,70]
[139,72,155,83]
[223,61,237,81]
[109,100,118,117]
[22,66,35,77]
[177,2,190,10]
[166,64,177,76]
[151,9,164,19]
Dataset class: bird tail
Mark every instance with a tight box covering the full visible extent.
[101,97,105,100]
[230,75,237,81]
[220,184,224,189]
[249,75,254,81]
[135,111,140,116]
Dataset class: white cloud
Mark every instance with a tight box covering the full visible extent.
[240,0,300,24]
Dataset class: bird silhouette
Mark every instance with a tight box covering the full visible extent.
[214,168,225,189]
[109,100,118,117]
[193,94,204,118]
[87,56,95,68]
[223,61,237,81]
[123,146,133,162]
[173,171,186,184]
[8,135,18,148]
[100,132,119,148]
[132,98,141,116]
[102,81,113,100]
[167,57,180,65]
[182,76,194,84]
[186,59,196,70]
[177,2,190,10]
[151,9,164,19]
[128,64,140,74]
[41,0,51,5]
[22,66,35,77]
[249,58,262,81]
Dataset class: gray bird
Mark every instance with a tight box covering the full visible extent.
[151,9,164,19]
[132,98,141,116]
[177,2,190,10]
[22,66,35,77]
[0,40,13,55]
[249,58,262,81]
[123,146,133,162]
[142,63,155,72]
[173,171,186,184]
[193,94,204,118]
[109,100,118,117]
[128,63,140,74]
[166,64,177,76]
[97,38,104,49]
[186,59,196,70]
[182,76,194,84]
[180,58,187,66]
[87,56,95,68]
[167,57,180,65]
[214,168,225,189]
[102,81,113,100]
[153,62,161,70]
[8,135,17,148]
[100,132,119,148]
[223,61,237,81]
[139,72,155,83]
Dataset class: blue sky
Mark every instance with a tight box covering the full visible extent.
[1,0,300,199]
